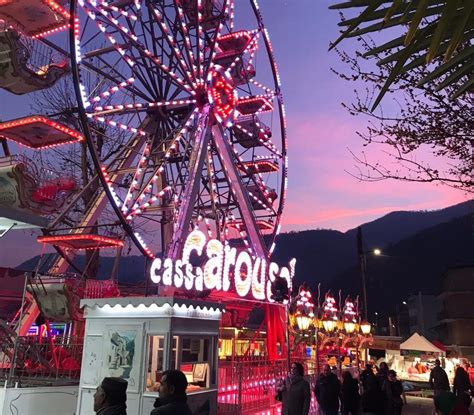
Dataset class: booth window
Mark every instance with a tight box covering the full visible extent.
[146,335,165,392]
[171,335,178,370]
[179,336,215,393]
[145,335,215,393]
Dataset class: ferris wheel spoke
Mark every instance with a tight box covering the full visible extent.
[85,3,195,95]
[229,0,235,31]
[89,98,196,116]
[196,0,204,82]
[148,3,197,88]
[211,124,267,258]
[174,2,199,83]
[80,13,162,99]
[122,109,199,218]
[248,79,276,96]
[204,0,228,79]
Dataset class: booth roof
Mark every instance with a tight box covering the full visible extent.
[400,332,444,353]
[80,296,225,312]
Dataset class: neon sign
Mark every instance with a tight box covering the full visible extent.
[150,229,295,302]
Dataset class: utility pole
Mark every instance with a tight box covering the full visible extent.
[357,227,368,321]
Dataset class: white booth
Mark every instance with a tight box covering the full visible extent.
[77,297,224,415]
[386,332,444,382]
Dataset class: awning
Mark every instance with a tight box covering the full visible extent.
[432,339,447,352]
[0,206,49,234]
[400,332,444,354]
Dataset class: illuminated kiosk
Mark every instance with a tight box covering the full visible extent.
[78,297,224,415]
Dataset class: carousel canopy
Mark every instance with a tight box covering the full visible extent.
[0,205,49,233]
[400,332,444,354]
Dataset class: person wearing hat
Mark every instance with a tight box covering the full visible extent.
[94,377,128,415]
[382,370,406,415]
[151,369,192,415]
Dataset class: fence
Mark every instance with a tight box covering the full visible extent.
[218,356,287,414]
[0,334,83,387]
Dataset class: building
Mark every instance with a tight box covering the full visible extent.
[406,292,442,340]
[434,266,474,361]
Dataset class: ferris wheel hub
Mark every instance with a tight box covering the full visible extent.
[207,66,238,127]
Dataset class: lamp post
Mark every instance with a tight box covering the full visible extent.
[357,227,381,321]
[287,285,315,369]
[290,287,373,377]
[315,293,374,377]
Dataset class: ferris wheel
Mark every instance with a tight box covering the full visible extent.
[0,0,287,274]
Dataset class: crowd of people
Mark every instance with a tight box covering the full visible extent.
[277,359,473,415]
[91,360,473,415]
[430,359,473,415]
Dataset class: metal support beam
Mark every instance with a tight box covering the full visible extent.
[212,124,267,259]
[167,105,210,259]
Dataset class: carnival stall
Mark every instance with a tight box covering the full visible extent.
[386,332,445,382]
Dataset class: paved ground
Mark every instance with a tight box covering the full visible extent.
[404,396,434,415]
[404,396,474,415]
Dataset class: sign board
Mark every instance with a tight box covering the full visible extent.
[150,229,295,302]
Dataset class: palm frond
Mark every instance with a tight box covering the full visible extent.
[330,0,474,106]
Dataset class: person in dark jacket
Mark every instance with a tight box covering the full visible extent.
[341,371,360,415]
[434,390,456,415]
[151,370,192,415]
[277,362,311,415]
[314,364,341,415]
[429,359,450,397]
[360,364,374,392]
[377,362,389,386]
[382,370,406,415]
[453,366,473,409]
[361,374,386,415]
[94,377,128,415]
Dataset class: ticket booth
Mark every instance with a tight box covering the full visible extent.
[77,297,223,415]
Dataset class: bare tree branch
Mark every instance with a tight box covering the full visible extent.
[333,36,474,192]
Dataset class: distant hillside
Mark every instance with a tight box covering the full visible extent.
[330,213,473,315]
[272,199,473,287]
[17,200,473,313]
[345,199,473,249]
[270,229,355,287]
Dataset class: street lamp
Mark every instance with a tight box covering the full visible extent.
[289,285,315,341]
[344,321,356,334]
[296,311,312,331]
[323,317,337,333]
[360,321,371,335]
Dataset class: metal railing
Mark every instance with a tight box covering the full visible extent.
[0,335,83,387]
[218,357,287,414]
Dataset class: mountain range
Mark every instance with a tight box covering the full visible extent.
[18,199,473,315]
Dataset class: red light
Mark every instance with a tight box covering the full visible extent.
[0,116,83,149]
[37,234,124,250]
[0,0,69,38]
[208,69,237,124]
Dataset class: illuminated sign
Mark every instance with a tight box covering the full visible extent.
[150,229,295,302]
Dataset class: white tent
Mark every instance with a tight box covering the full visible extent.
[400,332,444,354]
